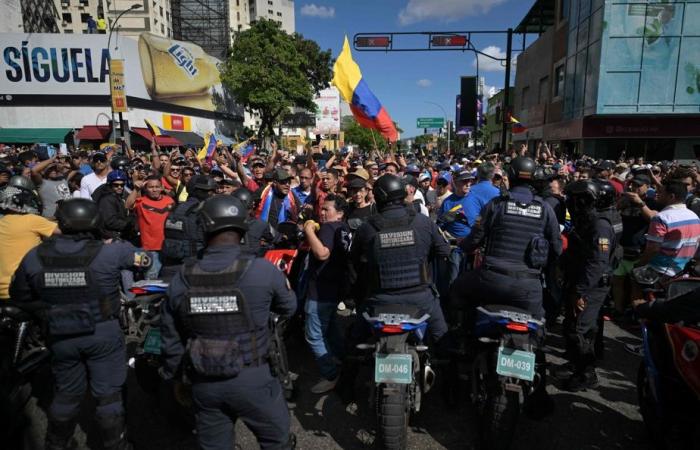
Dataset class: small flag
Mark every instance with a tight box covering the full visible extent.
[197,132,217,163]
[510,116,528,134]
[144,118,166,136]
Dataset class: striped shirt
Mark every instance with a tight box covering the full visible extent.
[646,204,700,276]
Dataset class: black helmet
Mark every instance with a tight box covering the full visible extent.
[373,174,406,207]
[110,155,130,171]
[507,157,536,185]
[199,195,249,235]
[187,175,217,201]
[593,179,617,209]
[565,179,599,216]
[8,175,36,192]
[55,198,102,233]
[232,187,254,210]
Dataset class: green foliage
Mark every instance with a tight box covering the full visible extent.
[220,20,333,140]
[342,116,388,153]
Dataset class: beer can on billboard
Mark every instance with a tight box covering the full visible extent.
[110,59,127,113]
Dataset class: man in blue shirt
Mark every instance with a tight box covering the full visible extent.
[462,163,500,234]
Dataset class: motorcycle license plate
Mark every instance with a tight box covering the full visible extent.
[496,347,535,381]
[375,353,412,384]
[143,328,161,355]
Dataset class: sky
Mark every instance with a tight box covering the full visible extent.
[295,0,537,138]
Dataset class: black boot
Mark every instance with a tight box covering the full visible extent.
[97,413,133,450]
[563,367,599,392]
[45,417,78,450]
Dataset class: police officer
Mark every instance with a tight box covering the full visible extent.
[10,198,151,450]
[159,194,297,450]
[350,174,451,344]
[232,187,275,256]
[560,180,617,391]
[160,175,216,279]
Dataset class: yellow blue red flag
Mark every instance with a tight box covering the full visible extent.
[144,118,165,136]
[197,132,217,163]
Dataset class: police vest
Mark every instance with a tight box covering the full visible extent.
[367,207,429,291]
[36,239,111,337]
[484,195,549,271]
[596,209,622,268]
[162,199,201,262]
[178,257,268,379]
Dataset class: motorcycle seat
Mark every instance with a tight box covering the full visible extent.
[482,304,533,316]
[372,304,423,319]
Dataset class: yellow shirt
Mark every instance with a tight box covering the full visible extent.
[0,214,57,299]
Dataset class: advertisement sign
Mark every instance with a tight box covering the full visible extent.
[0,32,239,118]
[162,113,192,131]
[313,87,340,135]
[109,59,127,113]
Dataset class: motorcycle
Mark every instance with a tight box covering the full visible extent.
[633,262,700,449]
[356,304,434,450]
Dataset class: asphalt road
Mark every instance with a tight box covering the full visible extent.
[16,314,652,450]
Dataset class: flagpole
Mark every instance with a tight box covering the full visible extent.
[370,129,378,154]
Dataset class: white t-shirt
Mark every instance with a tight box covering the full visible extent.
[79,172,108,199]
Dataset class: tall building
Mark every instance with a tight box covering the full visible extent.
[171,0,229,57]
[21,0,61,32]
[1,0,24,32]
[55,0,171,37]
[512,0,700,159]
[248,0,294,34]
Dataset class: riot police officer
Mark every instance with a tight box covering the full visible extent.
[10,198,151,450]
[560,180,617,391]
[232,187,275,256]
[160,175,216,279]
[350,174,451,343]
[160,195,297,450]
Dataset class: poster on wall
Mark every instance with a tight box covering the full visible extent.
[313,87,340,135]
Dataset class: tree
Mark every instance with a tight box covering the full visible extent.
[220,20,333,141]
[342,116,388,154]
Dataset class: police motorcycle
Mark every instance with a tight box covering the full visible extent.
[632,261,700,449]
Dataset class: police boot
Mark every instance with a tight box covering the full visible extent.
[563,366,599,392]
[97,413,133,450]
[45,417,78,450]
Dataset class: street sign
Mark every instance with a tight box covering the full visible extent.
[355,36,391,48]
[416,117,444,128]
[431,35,468,47]
[109,59,127,113]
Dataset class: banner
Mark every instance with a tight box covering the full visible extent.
[313,87,340,135]
[109,59,127,113]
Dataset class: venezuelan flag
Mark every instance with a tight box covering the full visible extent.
[510,116,528,134]
[197,132,217,163]
[332,36,398,142]
[144,118,166,136]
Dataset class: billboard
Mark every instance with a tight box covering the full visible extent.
[313,87,340,134]
[0,32,240,120]
[597,1,700,113]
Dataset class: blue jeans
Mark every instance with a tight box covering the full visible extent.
[145,250,162,280]
[304,299,343,380]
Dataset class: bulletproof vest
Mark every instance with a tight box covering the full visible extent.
[36,239,111,336]
[367,207,429,291]
[178,257,268,378]
[484,195,548,271]
[162,199,202,261]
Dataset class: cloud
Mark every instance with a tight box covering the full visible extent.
[474,45,518,72]
[416,79,432,88]
[398,0,507,26]
[300,4,335,19]
[483,84,498,99]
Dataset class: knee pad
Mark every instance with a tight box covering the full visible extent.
[48,393,83,422]
[95,392,124,418]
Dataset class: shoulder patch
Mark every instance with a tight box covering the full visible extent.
[598,237,610,253]
[134,252,152,268]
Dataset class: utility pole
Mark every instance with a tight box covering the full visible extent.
[500,28,513,154]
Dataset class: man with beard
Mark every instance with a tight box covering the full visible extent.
[256,169,300,228]
[80,152,110,199]
[31,155,72,219]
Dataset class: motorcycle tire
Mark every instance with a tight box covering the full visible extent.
[134,355,161,394]
[376,383,409,450]
[478,386,519,450]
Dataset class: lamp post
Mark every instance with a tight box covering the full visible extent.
[107,4,141,148]
[424,101,450,154]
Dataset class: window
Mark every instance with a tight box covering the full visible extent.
[159,6,163,16]
[268,0,273,4]
[62,13,72,23]
[277,12,282,17]
[538,76,549,104]
[554,65,565,97]
[236,0,239,5]
[79,0,88,7]
[80,13,90,23]
[65,29,74,33]
[268,9,273,14]
[237,11,240,21]
[161,23,164,34]
[61,0,70,8]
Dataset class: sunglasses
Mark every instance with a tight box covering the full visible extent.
[112,182,125,187]
[170,168,181,172]
[252,164,265,168]
[277,179,292,185]
[93,157,107,163]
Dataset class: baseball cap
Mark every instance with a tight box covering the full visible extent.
[418,173,431,183]
[348,167,370,181]
[454,170,475,182]
[405,164,420,174]
[273,168,293,181]
[347,177,367,189]
[249,157,265,167]
[594,160,615,171]
[631,174,651,186]
[91,152,107,162]
[403,175,419,188]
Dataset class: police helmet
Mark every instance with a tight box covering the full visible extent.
[8,175,36,192]
[110,155,130,171]
[507,157,536,185]
[231,187,255,210]
[187,175,217,193]
[373,174,406,207]
[593,179,617,209]
[55,198,102,233]
[0,185,40,215]
[565,179,599,214]
[107,170,128,184]
[199,195,249,235]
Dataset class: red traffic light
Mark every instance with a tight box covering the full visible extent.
[355,36,391,48]
[431,35,468,47]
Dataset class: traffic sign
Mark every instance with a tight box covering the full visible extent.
[416,117,444,128]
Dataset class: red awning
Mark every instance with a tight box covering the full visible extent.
[76,125,111,141]
[130,127,183,147]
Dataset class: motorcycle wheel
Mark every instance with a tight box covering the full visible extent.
[479,388,520,450]
[376,383,409,450]
[636,362,687,450]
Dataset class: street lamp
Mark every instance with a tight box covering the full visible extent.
[107,4,142,147]
[424,101,450,154]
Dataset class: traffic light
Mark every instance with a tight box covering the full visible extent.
[431,35,468,47]
[355,36,391,48]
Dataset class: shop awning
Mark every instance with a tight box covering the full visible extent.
[130,127,183,147]
[76,125,111,141]
[163,130,204,148]
[0,128,72,144]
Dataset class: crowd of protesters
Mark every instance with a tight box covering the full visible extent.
[2,138,700,395]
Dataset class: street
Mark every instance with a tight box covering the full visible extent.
[16,313,651,450]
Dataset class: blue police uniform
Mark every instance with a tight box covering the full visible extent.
[350,205,451,342]
[160,244,296,450]
[452,185,563,318]
[161,197,206,277]
[241,217,275,256]
[10,236,150,450]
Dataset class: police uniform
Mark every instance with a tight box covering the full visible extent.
[452,185,563,318]
[160,244,296,450]
[10,237,150,450]
[350,204,451,342]
[161,197,206,276]
[241,217,275,256]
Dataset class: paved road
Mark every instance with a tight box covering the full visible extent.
[17,315,652,450]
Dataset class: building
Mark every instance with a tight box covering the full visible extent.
[171,0,229,57]
[21,0,61,32]
[483,87,513,151]
[513,0,700,160]
[54,0,172,37]
[248,0,294,33]
[1,0,23,32]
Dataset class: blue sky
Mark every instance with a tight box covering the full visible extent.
[295,0,536,138]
